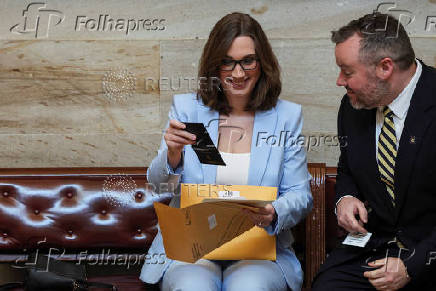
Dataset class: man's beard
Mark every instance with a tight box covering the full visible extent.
[349,74,391,110]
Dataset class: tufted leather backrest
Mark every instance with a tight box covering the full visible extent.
[0,168,171,256]
[0,165,336,289]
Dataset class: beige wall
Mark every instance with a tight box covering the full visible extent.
[0,0,435,169]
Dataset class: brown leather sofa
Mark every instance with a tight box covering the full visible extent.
[0,164,338,290]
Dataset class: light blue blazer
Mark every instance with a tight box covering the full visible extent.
[140,93,313,291]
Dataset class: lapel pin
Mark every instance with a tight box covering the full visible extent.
[409,136,416,144]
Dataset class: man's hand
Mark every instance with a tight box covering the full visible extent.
[337,196,368,234]
[364,257,410,290]
[242,204,276,227]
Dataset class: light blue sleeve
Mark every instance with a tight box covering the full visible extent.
[266,106,313,235]
[147,97,185,194]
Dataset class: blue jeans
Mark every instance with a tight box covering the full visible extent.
[161,259,288,291]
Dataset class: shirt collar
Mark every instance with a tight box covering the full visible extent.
[386,59,422,119]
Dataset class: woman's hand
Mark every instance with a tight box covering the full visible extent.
[242,204,277,227]
[164,120,196,169]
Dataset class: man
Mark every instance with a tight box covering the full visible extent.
[312,12,436,290]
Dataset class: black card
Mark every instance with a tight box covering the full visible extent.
[184,122,226,166]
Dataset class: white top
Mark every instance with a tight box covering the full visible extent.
[215,152,251,185]
[375,60,422,154]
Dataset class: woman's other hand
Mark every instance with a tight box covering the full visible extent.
[242,204,277,228]
[165,119,196,169]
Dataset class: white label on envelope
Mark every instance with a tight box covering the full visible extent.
[218,190,240,198]
[342,232,372,248]
[208,214,217,230]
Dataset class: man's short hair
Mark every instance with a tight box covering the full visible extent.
[331,12,415,70]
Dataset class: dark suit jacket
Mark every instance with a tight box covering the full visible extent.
[330,61,436,284]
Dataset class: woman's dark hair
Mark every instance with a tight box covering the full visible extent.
[197,12,281,114]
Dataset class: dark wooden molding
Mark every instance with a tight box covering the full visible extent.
[306,163,327,288]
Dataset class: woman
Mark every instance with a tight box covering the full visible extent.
[140,12,312,291]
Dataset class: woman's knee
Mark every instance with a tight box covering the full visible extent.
[224,276,272,291]
[161,260,221,291]
[162,276,219,291]
[223,260,287,291]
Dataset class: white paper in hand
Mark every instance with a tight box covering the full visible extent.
[342,232,372,248]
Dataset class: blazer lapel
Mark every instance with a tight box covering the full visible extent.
[394,66,435,222]
[248,107,278,186]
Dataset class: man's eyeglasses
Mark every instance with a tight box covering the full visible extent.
[219,56,259,71]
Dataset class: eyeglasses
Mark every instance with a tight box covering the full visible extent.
[219,56,259,71]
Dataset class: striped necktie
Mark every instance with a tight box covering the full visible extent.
[377,106,397,205]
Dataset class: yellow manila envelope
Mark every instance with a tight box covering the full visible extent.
[154,200,257,263]
[181,184,277,261]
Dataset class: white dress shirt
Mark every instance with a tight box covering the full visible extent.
[375,60,422,155]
